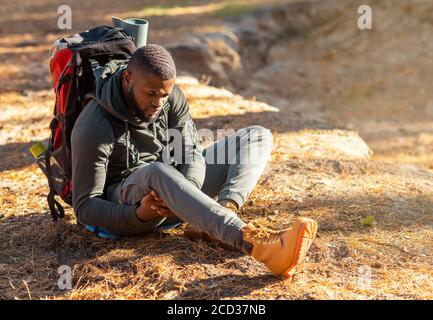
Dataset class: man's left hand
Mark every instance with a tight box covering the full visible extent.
[149,190,176,217]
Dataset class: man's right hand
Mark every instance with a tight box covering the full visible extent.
[135,190,175,222]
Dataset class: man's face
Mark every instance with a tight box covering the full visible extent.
[122,69,175,122]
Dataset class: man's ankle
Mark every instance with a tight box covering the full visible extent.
[218,199,239,212]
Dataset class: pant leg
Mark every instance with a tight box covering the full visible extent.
[202,125,273,208]
[105,161,246,249]
[107,175,182,237]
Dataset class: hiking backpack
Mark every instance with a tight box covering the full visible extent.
[44,26,136,221]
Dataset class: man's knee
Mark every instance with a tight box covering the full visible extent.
[142,161,186,186]
[145,161,176,178]
[219,126,270,166]
[238,126,273,162]
[244,125,273,147]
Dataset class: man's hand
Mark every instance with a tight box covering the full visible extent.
[135,190,176,222]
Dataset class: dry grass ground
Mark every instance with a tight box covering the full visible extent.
[1,0,433,300]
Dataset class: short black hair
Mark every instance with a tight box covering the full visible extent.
[127,44,176,80]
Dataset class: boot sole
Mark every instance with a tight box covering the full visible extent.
[282,218,318,279]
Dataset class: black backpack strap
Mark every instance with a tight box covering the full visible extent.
[47,192,65,222]
[45,150,65,221]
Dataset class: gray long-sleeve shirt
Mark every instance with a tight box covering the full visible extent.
[71,65,205,229]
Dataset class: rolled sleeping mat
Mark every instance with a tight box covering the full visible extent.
[112,16,149,48]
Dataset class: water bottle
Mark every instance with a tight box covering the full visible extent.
[29,142,47,158]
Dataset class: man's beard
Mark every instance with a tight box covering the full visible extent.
[125,87,149,122]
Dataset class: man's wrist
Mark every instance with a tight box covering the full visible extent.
[135,203,146,223]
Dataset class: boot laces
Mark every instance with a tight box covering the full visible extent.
[244,223,286,245]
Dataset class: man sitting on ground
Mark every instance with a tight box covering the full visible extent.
[71,44,318,278]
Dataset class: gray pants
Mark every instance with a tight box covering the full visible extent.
[105,125,273,250]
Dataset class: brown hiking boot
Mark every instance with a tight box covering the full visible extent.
[242,217,318,278]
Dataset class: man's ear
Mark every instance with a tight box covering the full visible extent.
[123,69,133,86]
